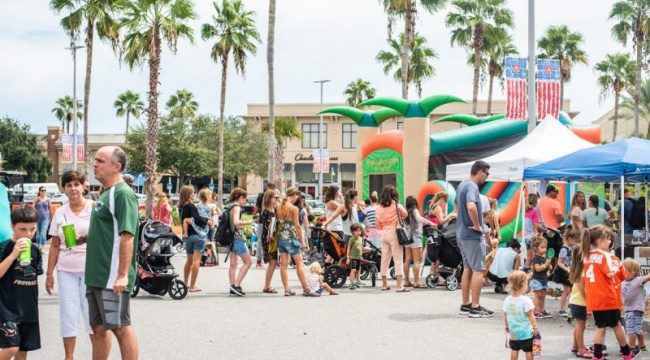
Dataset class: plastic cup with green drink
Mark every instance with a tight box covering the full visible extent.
[62,224,77,248]
[17,238,32,266]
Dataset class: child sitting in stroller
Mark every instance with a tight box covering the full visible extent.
[307,262,339,296]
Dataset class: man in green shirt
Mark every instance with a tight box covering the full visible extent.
[86,146,139,360]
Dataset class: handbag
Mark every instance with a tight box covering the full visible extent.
[395,202,413,245]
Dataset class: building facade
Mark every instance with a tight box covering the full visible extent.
[595,108,650,142]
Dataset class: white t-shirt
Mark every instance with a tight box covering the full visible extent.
[48,200,93,273]
[503,295,535,340]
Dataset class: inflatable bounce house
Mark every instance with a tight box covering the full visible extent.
[320,94,602,243]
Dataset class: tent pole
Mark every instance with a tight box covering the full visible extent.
[645,179,648,242]
[514,182,524,243]
[621,176,625,255]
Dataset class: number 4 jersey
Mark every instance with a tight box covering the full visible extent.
[583,249,625,311]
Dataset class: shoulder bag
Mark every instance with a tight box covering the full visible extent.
[395,202,412,245]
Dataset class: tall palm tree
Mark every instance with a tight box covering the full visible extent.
[376,32,438,98]
[119,0,196,216]
[343,79,377,106]
[201,0,260,207]
[537,25,588,111]
[610,0,650,138]
[262,117,301,183]
[595,53,636,141]
[114,90,145,136]
[52,96,83,134]
[166,89,199,118]
[621,79,650,137]
[50,0,119,173]
[446,0,514,115]
[380,0,447,99]
[267,0,277,186]
[483,27,517,115]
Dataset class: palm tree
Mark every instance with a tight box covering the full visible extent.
[166,89,199,118]
[483,28,517,115]
[537,25,588,111]
[52,96,84,134]
[201,0,261,207]
[50,0,119,172]
[376,32,438,98]
[595,53,636,141]
[380,0,447,99]
[446,0,514,115]
[621,79,650,137]
[262,117,301,183]
[343,79,377,107]
[114,90,145,136]
[267,0,277,186]
[610,0,650,137]
[119,0,196,216]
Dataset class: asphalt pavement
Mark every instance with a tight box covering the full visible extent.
[33,251,648,360]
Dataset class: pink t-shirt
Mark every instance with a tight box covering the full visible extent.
[48,200,93,273]
[375,203,407,232]
[539,196,562,229]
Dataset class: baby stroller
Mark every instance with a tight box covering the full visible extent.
[321,229,349,288]
[131,219,188,300]
[424,223,463,291]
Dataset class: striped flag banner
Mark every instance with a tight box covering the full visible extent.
[505,57,528,121]
[536,59,561,120]
[61,135,85,164]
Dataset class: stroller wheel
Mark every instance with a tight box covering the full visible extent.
[323,265,346,288]
[370,265,378,287]
[130,279,140,298]
[425,274,439,289]
[359,265,370,280]
[446,276,459,291]
[168,279,188,300]
[389,267,396,280]
[175,242,184,253]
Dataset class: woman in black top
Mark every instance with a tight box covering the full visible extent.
[261,189,281,293]
[179,186,211,292]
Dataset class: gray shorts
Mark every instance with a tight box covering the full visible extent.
[625,310,644,335]
[458,238,486,271]
[86,286,131,330]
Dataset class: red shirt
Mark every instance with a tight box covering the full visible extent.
[583,249,621,311]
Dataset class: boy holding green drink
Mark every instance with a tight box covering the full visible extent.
[0,205,43,358]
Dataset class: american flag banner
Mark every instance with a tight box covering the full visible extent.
[505,57,528,121]
[61,135,85,164]
[536,59,561,120]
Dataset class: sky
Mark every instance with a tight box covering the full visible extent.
[0,0,623,135]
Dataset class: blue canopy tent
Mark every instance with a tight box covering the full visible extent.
[524,138,650,252]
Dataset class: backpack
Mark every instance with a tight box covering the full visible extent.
[629,198,646,229]
[215,205,235,246]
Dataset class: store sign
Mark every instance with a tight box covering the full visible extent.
[295,153,339,162]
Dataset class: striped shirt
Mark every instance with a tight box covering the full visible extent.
[365,205,376,228]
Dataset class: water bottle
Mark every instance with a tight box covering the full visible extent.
[533,333,542,356]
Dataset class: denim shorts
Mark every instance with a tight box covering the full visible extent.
[185,235,206,255]
[625,310,644,335]
[530,279,548,291]
[278,239,301,255]
[230,239,249,256]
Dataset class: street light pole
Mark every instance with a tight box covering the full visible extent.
[314,79,330,201]
[527,0,536,134]
[67,42,84,171]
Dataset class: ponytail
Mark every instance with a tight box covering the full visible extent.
[580,228,591,261]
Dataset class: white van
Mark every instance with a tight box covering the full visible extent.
[12,183,61,196]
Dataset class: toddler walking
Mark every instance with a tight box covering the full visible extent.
[622,258,650,355]
[503,270,539,360]
[530,236,552,318]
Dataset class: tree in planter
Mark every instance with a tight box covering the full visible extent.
[52,96,83,134]
[0,117,52,182]
[114,90,145,136]
[595,53,636,141]
[262,117,301,185]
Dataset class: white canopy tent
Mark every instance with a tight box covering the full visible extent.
[445,116,595,182]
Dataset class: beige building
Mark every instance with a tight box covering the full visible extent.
[243,99,571,197]
[595,108,650,142]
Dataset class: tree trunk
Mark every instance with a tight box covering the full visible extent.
[487,73,495,115]
[471,24,484,115]
[400,0,413,100]
[144,30,162,217]
[125,112,130,137]
[613,90,620,141]
[274,142,283,188]
[83,21,93,176]
[267,0,277,186]
[218,54,229,209]
[634,32,642,137]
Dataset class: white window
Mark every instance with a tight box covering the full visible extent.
[342,123,357,149]
[301,123,327,149]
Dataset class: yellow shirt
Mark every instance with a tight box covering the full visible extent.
[569,275,586,307]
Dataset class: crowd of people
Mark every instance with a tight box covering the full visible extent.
[2,150,650,360]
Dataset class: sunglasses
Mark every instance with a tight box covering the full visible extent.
[39,189,46,192]
[273,196,280,199]
[483,170,490,177]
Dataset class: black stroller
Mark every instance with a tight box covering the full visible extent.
[131,219,188,300]
[424,223,463,291]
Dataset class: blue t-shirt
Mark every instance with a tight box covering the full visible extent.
[620,199,634,234]
[456,180,484,241]
[503,295,535,340]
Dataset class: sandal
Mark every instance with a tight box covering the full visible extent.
[262,288,278,294]
[329,290,339,296]
[413,283,427,289]
[284,289,296,296]
[189,288,202,292]
[381,286,391,291]
[396,288,410,292]
[404,282,414,287]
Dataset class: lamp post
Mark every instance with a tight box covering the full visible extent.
[527,0,536,134]
[314,79,330,200]
[66,42,85,171]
